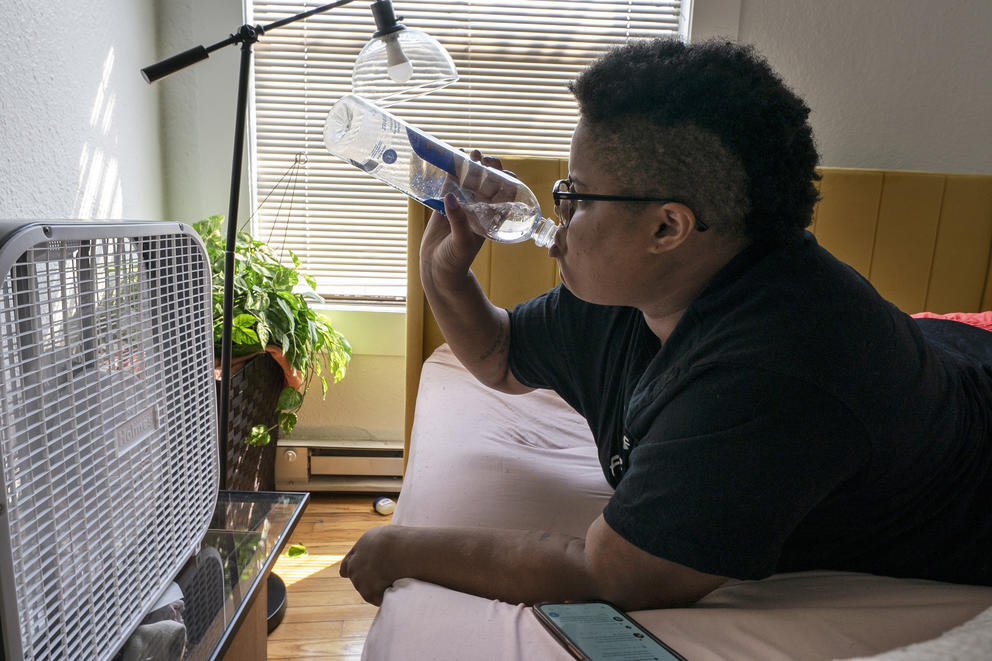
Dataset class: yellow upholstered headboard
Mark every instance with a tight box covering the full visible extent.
[405,162,992,454]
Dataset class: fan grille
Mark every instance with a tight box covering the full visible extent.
[0,226,218,660]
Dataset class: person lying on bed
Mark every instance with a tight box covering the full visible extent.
[341,38,992,610]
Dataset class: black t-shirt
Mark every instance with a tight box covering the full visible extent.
[508,232,992,583]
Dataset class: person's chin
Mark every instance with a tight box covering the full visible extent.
[557,264,576,294]
[559,279,612,306]
[558,262,596,303]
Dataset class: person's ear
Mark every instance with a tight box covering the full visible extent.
[649,203,697,253]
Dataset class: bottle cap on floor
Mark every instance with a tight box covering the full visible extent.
[373,496,396,515]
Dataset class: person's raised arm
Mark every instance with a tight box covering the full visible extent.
[419,152,532,394]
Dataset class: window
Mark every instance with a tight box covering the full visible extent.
[249,0,686,302]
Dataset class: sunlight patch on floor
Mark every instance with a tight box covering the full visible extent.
[274,553,346,586]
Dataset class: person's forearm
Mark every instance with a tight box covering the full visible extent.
[385,525,598,605]
[421,265,525,393]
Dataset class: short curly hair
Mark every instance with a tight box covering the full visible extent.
[570,39,820,245]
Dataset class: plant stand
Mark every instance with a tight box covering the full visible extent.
[217,352,283,491]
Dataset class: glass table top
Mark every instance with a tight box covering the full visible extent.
[115,490,309,661]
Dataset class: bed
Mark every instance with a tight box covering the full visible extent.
[365,161,992,660]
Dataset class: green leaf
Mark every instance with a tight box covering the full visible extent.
[276,291,301,311]
[247,291,270,316]
[277,387,304,411]
[255,320,271,349]
[273,296,297,330]
[246,425,271,447]
[278,411,298,434]
[273,266,297,290]
[231,326,259,345]
[233,313,256,328]
[286,543,307,558]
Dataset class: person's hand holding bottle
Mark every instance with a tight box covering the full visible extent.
[421,150,517,284]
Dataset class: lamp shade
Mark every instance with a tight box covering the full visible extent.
[352,27,458,106]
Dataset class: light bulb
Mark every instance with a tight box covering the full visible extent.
[384,35,412,83]
[388,59,413,83]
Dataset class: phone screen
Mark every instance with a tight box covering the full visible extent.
[534,602,686,661]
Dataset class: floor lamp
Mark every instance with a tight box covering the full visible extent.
[141,0,457,630]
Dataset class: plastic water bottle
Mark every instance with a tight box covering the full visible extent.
[323,94,559,247]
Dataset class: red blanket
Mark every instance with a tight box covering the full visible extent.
[912,311,992,332]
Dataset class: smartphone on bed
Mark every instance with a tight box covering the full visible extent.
[533,601,688,661]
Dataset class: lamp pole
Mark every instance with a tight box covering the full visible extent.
[218,25,256,486]
[142,0,359,486]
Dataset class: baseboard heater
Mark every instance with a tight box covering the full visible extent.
[275,437,403,493]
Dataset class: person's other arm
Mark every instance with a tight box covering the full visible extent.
[340,515,727,610]
[420,151,531,394]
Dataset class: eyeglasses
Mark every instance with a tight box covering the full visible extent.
[552,178,708,232]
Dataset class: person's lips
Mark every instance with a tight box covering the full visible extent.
[548,227,564,258]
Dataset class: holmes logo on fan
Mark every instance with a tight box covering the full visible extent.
[115,405,159,453]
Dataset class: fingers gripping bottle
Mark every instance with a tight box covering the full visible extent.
[323,94,559,247]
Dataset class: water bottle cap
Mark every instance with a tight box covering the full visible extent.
[531,216,559,248]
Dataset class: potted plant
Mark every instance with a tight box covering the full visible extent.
[194,215,352,489]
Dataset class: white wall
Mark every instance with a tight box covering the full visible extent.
[0,0,164,220]
[292,306,407,443]
[735,0,992,174]
[154,0,249,224]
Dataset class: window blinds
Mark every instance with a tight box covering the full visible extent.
[250,0,684,301]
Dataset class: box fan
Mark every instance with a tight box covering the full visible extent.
[0,221,219,661]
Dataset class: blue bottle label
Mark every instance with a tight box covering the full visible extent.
[422,198,446,213]
[407,128,459,176]
[407,127,459,215]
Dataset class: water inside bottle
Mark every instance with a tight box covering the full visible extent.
[462,201,539,242]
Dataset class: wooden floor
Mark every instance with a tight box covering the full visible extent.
[267,494,393,660]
